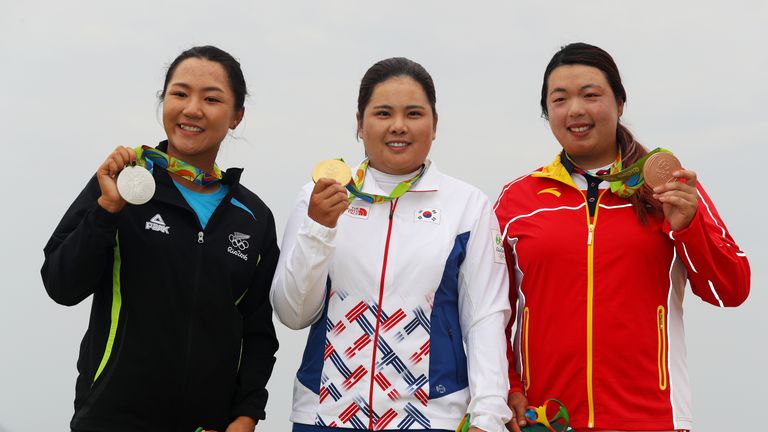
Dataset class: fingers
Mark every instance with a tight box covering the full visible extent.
[98,146,137,178]
[309,178,350,228]
[506,392,528,432]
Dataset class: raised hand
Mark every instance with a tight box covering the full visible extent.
[653,169,699,231]
[96,146,137,213]
[308,178,349,228]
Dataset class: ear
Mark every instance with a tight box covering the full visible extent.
[432,115,438,141]
[356,112,363,140]
[617,101,624,118]
[231,107,245,129]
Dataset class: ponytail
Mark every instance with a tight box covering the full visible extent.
[617,124,662,223]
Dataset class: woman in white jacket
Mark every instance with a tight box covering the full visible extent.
[271,57,512,432]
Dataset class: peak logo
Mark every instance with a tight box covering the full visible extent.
[145,214,170,234]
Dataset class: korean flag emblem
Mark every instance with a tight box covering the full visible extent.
[415,208,440,224]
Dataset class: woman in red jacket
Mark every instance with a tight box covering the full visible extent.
[494,43,750,431]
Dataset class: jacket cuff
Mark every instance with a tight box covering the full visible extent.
[301,214,338,243]
[90,204,120,232]
[661,202,702,239]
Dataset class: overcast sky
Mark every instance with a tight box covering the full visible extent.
[1,1,766,430]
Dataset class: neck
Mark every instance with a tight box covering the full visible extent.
[166,143,219,175]
[568,149,618,171]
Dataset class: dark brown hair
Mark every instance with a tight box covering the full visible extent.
[541,43,660,222]
[357,57,437,127]
[160,45,247,112]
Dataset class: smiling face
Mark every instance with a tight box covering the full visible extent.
[162,58,244,171]
[545,64,623,169]
[357,76,437,175]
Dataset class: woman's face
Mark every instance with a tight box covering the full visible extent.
[357,76,436,175]
[162,58,243,167]
[545,64,623,169]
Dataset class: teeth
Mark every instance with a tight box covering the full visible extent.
[569,126,591,133]
[387,142,408,148]
[180,124,203,132]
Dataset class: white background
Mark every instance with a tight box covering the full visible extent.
[1,1,765,430]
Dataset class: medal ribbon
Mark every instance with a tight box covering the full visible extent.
[346,159,429,204]
[134,146,222,186]
[566,147,672,198]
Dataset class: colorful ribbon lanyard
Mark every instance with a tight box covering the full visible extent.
[135,145,222,186]
[346,159,429,204]
[565,147,671,198]
[456,399,572,432]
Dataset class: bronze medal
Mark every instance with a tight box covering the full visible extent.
[312,160,352,185]
[642,152,682,189]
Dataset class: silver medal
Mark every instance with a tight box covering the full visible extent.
[117,165,156,205]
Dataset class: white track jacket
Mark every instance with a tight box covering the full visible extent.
[271,162,512,431]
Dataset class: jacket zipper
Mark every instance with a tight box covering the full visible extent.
[586,188,609,428]
[522,307,531,391]
[367,199,398,430]
[657,306,668,390]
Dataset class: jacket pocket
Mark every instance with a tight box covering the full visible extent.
[522,307,531,391]
[656,305,667,390]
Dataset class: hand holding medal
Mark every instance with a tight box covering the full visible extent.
[308,160,352,228]
[646,152,699,231]
[96,146,145,213]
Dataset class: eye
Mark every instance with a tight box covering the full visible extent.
[551,97,565,104]
[585,93,599,99]
[205,96,222,103]
[374,110,390,118]
[169,91,187,98]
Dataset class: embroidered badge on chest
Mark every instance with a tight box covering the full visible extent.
[415,208,440,224]
[227,232,250,261]
[345,202,371,219]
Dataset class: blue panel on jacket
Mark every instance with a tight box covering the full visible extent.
[428,231,470,399]
[296,278,332,394]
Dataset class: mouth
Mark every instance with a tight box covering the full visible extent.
[567,124,593,134]
[386,141,410,149]
[179,123,204,133]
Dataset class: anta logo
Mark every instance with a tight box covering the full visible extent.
[228,232,250,261]
[145,214,170,234]
[537,187,561,197]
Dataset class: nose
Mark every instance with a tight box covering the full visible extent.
[567,98,586,118]
[182,96,204,118]
[389,113,407,134]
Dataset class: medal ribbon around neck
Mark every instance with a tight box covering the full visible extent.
[346,158,429,204]
[567,147,672,198]
[135,146,222,186]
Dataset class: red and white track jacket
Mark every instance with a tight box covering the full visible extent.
[494,155,750,431]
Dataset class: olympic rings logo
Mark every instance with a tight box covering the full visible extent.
[229,233,250,250]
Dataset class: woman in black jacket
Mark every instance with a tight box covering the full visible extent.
[41,45,278,432]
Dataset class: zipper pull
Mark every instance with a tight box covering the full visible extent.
[587,224,594,245]
[198,231,204,244]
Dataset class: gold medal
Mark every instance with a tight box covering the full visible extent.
[312,160,352,185]
[643,152,682,189]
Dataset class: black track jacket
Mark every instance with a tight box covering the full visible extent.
[41,141,279,432]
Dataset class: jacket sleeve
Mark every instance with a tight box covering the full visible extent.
[502,239,525,395]
[231,209,280,422]
[662,183,750,307]
[41,175,119,306]
[270,185,336,330]
[459,195,513,432]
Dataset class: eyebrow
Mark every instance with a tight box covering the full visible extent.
[550,83,602,95]
[169,82,225,93]
[371,104,427,110]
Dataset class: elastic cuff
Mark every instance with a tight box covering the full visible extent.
[301,215,338,243]
[90,205,120,231]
